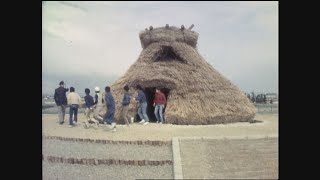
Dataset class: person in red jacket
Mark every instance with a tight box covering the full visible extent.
[153,87,166,124]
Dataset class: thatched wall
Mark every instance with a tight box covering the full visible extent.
[109,26,256,125]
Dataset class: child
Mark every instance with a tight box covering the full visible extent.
[84,88,99,128]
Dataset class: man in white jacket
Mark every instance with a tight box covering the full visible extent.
[93,86,105,123]
[67,87,82,128]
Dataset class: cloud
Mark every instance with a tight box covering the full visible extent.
[42,1,278,94]
[58,1,88,12]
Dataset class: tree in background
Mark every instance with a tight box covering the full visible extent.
[251,92,256,103]
[247,93,251,101]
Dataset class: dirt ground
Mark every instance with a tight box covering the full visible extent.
[179,137,278,179]
[42,112,278,179]
[42,113,278,141]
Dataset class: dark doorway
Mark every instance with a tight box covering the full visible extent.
[143,87,171,122]
[144,87,156,121]
[160,88,170,116]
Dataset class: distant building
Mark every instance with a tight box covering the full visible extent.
[266,93,278,103]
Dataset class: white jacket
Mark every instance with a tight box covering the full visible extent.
[95,92,105,106]
[67,92,81,105]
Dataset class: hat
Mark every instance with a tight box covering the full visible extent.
[95,86,100,91]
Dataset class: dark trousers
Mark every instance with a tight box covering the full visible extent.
[104,109,115,124]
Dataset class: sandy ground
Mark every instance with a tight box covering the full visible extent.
[43,161,173,180]
[42,113,278,141]
[42,112,278,179]
[180,138,278,179]
[43,139,172,161]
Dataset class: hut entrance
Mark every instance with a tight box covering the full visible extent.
[144,87,170,122]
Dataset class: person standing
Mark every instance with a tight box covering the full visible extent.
[153,87,166,124]
[263,94,267,104]
[135,84,149,125]
[67,87,82,128]
[84,88,99,128]
[93,86,104,123]
[121,85,131,126]
[103,86,116,132]
[54,81,69,125]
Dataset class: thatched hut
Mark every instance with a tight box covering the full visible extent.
[110,25,256,125]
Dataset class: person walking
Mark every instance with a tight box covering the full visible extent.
[153,87,166,124]
[121,85,131,126]
[54,81,69,125]
[67,87,82,128]
[84,88,99,128]
[135,84,149,125]
[103,86,117,132]
[93,86,104,123]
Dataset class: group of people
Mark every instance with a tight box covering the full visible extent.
[53,81,167,132]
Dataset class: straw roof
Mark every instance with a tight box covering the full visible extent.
[110,25,256,125]
[139,25,198,48]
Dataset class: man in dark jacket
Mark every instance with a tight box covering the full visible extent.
[84,88,99,128]
[103,86,116,132]
[121,85,131,126]
[54,81,69,124]
[135,84,149,125]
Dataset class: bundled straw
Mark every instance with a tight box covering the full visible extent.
[109,25,256,125]
[139,26,198,49]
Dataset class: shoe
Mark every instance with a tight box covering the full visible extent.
[112,128,117,132]
[143,122,149,125]
[108,123,115,129]
[139,119,145,124]
[68,125,73,128]
[156,121,159,123]
[73,121,77,125]
[112,123,116,129]
[59,122,64,125]
[160,122,163,124]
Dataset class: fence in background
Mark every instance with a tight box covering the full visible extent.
[255,103,278,113]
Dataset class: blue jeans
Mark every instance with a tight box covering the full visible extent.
[104,108,115,124]
[154,104,164,122]
[138,102,149,122]
[69,104,78,125]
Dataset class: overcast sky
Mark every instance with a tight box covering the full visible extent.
[42,1,278,95]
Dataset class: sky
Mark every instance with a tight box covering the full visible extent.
[42,1,278,96]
